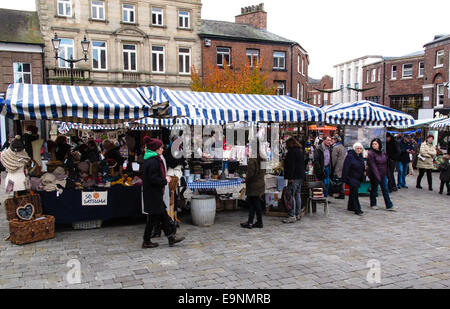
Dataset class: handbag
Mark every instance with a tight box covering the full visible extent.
[329,176,342,195]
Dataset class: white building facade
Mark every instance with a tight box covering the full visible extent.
[332,55,383,104]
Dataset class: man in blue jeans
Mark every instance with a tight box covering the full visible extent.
[313,136,332,197]
[397,135,414,189]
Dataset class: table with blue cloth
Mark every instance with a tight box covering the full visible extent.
[38,186,143,224]
[186,178,243,190]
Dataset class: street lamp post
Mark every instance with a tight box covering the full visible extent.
[51,33,90,85]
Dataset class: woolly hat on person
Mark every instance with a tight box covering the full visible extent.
[144,138,163,151]
[10,136,25,152]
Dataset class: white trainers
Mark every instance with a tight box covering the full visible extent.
[371,206,379,210]
[386,206,397,211]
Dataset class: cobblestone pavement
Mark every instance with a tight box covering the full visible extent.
[0,172,449,289]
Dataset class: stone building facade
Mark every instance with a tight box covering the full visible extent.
[198,4,309,101]
[35,0,202,89]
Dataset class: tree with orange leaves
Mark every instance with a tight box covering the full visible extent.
[191,58,276,95]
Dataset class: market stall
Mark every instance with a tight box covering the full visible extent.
[0,83,155,230]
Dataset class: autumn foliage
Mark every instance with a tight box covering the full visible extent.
[191,58,276,95]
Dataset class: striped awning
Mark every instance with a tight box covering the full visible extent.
[137,117,225,126]
[1,84,152,124]
[429,117,450,130]
[137,87,324,123]
[322,101,415,126]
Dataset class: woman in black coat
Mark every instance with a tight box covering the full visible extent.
[142,138,185,249]
[342,142,365,216]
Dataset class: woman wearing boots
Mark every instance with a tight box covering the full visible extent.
[241,142,266,229]
[367,138,395,211]
[416,135,436,191]
[342,143,365,216]
[142,138,184,248]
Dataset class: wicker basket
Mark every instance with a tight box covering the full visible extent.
[9,215,55,245]
[72,220,103,230]
[4,194,43,221]
[215,198,224,212]
[46,161,63,173]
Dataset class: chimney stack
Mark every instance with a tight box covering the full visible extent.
[235,3,267,30]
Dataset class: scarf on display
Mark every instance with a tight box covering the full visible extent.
[0,148,30,172]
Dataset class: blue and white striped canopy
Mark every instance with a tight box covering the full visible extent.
[322,101,415,126]
[137,87,323,123]
[137,117,225,126]
[429,117,450,130]
[1,84,152,124]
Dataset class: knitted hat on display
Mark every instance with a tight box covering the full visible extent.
[145,138,163,151]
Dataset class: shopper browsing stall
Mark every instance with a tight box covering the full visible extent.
[342,143,365,216]
[313,136,332,197]
[331,135,346,199]
[416,135,437,191]
[103,140,124,172]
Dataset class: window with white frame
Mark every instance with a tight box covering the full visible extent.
[317,94,321,106]
[122,4,135,23]
[297,55,300,73]
[58,38,74,68]
[324,93,328,105]
[436,84,444,106]
[178,11,190,28]
[179,48,190,74]
[300,84,304,102]
[246,49,259,67]
[92,41,107,70]
[366,70,369,83]
[418,62,424,77]
[347,68,351,84]
[91,1,105,20]
[371,69,376,82]
[273,51,286,70]
[152,7,163,26]
[402,63,413,78]
[355,67,359,83]
[378,68,381,81]
[152,46,165,73]
[123,44,136,71]
[217,47,231,66]
[13,63,32,84]
[301,58,304,74]
[296,83,300,100]
[313,94,316,105]
[340,70,344,84]
[391,65,397,79]
[276,81,286,96]
[436,50,444,67]
[57,0,72,17]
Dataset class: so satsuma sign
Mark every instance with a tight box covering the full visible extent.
[82,192,108,206]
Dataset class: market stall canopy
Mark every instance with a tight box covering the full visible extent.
[393,118,443,129]
[137,87,324,123]
[429,117,450,130]
[322,101,415,127]
[137,116,225,126]
[0,84,152,124]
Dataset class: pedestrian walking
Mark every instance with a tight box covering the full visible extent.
[142,137,185,248]
[331,135,346,199]
[367,138,396,211]
[438,155,450,195]
[241,142,266,229]
[386,133,400,192]
[282,137,305,223]
[313,136,332,197]
[397,135,414,189]
[342,143,366,216]
[416,135,437,191]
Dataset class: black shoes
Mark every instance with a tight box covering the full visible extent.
[252,222,264,228]
[416,185,423,189]
[240,222,252,229]
[168,236,185,247]
[355,211,364,216]
[335,195,345,199]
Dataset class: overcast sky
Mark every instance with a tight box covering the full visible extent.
[1,0,449,78]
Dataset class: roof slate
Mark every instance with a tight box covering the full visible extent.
[0,9,44,45]
[199,19,297,45]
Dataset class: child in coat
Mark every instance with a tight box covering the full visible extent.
[438,155,450,195]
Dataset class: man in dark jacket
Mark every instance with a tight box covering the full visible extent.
[142,138,185,249]
[282,138,306,223]
[397,135,414,189]
[386,133,401,192]
[314,136,332,197]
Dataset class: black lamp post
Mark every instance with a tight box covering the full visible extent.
[52,33,90,85]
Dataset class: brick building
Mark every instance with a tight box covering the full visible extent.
[422,34,450,118]
[0,9,45,144]
[307,75,333,106]
[198,3,309,101]
[35,0,202,89]
[362,51,425,119]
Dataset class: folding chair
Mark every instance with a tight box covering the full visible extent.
[307,181,329,216]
